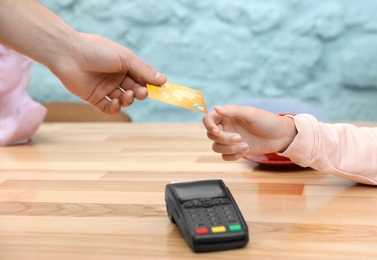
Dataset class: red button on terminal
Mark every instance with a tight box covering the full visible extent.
[195,227,209,235]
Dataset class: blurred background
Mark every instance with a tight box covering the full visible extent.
[29,0,377,122]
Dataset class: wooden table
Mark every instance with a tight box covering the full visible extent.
[1,122,377,260]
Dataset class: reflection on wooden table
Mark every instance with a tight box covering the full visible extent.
[0,122,376,259]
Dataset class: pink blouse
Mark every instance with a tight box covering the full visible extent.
[280,114,377,185]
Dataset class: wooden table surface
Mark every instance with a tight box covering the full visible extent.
[1,122,377,260]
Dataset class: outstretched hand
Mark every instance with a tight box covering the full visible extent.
[202,105,297,161]
[49,33,166,115]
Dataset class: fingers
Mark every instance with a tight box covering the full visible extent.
[94,73,152,115]
[105,87,134,109]
[94,87,132,115]
[222,153,244,161]
[102,76,149,113]
[202,110,224,136]
[202,105,252,136]
[203,105,252,161]
[207,131,242,145]
[95,97,121,115]
[97,51,166,113]
[206,122,248,161]
[121,76,148,101]
[212,142,249,161]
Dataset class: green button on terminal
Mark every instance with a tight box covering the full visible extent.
[229,224,242,231]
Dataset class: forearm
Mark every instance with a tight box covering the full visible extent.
[0,0,78,68]
[280,114,377,185]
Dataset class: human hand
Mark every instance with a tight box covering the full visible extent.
[202,105,297,161]
[48,33,166,115]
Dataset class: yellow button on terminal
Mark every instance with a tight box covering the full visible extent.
[211,226,226,233]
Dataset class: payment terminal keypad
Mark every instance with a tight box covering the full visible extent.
[182,198,243,235]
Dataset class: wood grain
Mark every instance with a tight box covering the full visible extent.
[1,122,377,260]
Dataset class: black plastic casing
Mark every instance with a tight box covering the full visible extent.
[165,179,249,252]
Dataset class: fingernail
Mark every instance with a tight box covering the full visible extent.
[155,72,164,80]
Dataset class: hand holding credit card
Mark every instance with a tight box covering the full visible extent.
[146,82,208,114]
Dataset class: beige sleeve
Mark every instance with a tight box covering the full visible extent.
[279,114,377,185]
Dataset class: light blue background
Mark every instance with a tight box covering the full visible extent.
[29,0,377,122]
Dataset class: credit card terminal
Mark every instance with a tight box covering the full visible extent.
[165,179,249,252]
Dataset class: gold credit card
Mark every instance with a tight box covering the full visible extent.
[146,82,208,114]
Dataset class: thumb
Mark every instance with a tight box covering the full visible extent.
[128,55,166,85]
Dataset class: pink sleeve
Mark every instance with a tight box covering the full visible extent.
[279,114,377,185]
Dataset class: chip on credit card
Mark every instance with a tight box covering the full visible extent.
[146,82,208,114]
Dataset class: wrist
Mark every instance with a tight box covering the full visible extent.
[278,116,298,152]
[45,31,88,82]
[42,28,79,71]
